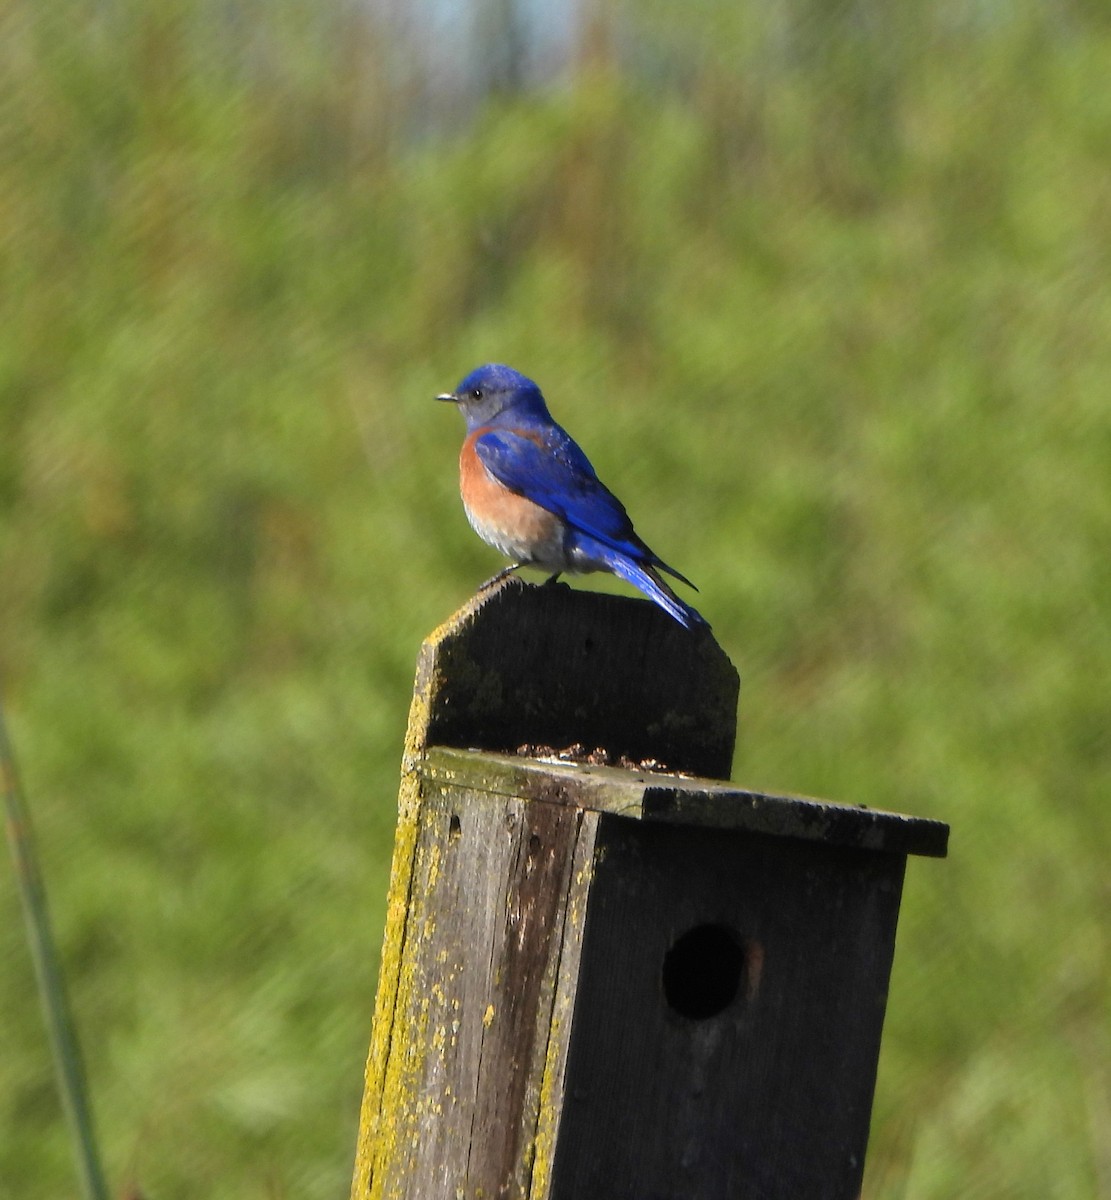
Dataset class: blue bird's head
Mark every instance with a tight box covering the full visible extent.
[436,363,552,432]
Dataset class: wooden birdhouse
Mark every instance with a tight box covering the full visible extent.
[350,578,947,1200]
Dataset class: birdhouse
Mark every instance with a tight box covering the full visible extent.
[350,578,948,1200]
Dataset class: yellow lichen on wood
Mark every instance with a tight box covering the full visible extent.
[350,595,495,1200]
[528,1012,560,1200]
[349,631,443,1200]
[348,766,421,1200]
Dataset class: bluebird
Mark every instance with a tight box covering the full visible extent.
[436,364,707,630]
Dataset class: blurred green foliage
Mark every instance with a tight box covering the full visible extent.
[2,0,1110,1196]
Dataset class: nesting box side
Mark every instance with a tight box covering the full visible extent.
[546,814,907,1200]
[356,770,600,1199]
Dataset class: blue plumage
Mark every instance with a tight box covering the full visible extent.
[437,364,707,630]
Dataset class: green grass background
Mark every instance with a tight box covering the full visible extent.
[2,1,1109,1196]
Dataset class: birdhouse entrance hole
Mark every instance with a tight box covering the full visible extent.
[662,923,752,1020]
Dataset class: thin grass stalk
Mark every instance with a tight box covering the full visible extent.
[0,698,111,1200]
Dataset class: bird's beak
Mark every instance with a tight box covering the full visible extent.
[435,391,458,403]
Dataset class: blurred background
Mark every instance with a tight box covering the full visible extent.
[1,0,1109,1195]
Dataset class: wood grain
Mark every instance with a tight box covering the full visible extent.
[367,782,597,1199]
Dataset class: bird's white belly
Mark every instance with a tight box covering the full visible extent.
[464,497,569,570]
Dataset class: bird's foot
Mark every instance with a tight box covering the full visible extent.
[476,565,522,592]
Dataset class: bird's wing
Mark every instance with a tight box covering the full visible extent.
[474,427,644,558]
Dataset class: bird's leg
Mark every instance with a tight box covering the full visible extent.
[477,564,522,591]
[542,572,562,587]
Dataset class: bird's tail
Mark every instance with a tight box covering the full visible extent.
[606,555,709,631]
[648,555,699,592]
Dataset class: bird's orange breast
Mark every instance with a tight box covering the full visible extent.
[459,430,565,563]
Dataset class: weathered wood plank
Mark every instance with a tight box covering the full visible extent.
[366,781,598,1200]
[373,786,517,1195]
[423,746,949,859]
[527,809,600,1200]
[370,785,495,1194]
[465,797,586,1197]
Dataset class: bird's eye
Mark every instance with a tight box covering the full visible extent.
[471,387,483,400]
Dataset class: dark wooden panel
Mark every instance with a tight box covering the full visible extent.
[420,576,740,780]
[549,816,907,1200]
